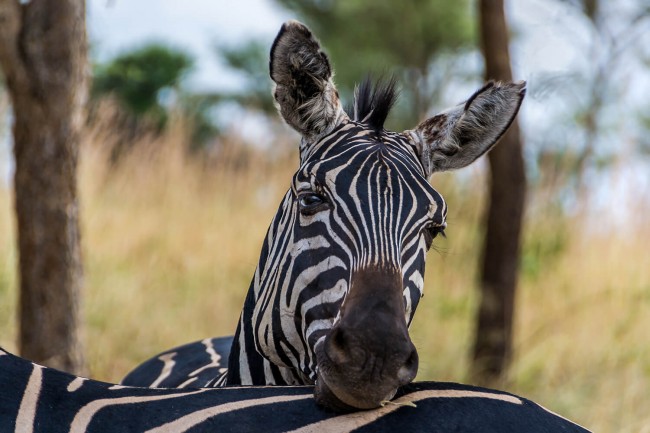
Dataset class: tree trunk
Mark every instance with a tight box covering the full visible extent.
[471,0,526,386]
[0,0,87,374]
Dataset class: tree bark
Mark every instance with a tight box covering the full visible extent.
[0,0,87,374]
[471,0,526,385]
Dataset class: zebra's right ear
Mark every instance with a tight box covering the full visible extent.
[270,20,346,142]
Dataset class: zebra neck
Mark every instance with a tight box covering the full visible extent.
[226,284,304,386]
[225,315,262,385]
[225,198,307,386]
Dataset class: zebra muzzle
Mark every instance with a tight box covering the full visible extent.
[313,266,419,411]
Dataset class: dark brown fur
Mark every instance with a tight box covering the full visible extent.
[315,266,418,410]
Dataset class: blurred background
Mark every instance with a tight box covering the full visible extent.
[0,0,649,431]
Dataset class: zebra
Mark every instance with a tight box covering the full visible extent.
[123,19,529,412]
[0,21,590,431]
[0,348,591,432]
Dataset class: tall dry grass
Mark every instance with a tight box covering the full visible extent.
[0,109,648,431]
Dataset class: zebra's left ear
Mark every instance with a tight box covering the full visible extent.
[270,20,346,143]
[406,81,526,177]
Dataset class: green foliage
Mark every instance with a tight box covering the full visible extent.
[92,44,224,151]
[92,43,194,126]
[522,220,569,281]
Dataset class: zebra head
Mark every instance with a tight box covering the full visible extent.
[228,21,525,412]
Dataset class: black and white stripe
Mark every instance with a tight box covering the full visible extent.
[122,337,233,389]
[226,119,446,386]
[1,348,590,432]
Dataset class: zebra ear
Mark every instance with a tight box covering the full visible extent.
[270,20,346,142]
[406,81,526,176]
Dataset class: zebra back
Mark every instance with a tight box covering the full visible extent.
[1,348,590,432]
[121,337,233,389]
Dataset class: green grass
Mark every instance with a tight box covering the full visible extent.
[0,118,648,431]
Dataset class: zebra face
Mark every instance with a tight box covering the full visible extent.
[251,119,447,409]
[236,21,525,411]
[293,124,448,410]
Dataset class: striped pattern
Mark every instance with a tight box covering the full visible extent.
[122,337,232,388]
[124,119,446,391]
[226,119,446,387]
[0,348,591,432]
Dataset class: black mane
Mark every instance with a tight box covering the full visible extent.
[346,75,399,131]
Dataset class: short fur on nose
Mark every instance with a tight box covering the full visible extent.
[324,322,419,383]
[323,266,418,381]
[397,343,419,385]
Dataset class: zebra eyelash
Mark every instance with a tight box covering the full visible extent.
[422,223,446,250]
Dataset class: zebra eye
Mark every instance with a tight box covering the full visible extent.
[298,192,328,215]
[423,223,446,250]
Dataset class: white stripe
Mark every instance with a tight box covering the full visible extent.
[349,151,377,262]
[188,339,222,377]
[67,377,86,392]
[150,352,176,387]
[145,394,311,433]
[287,389,522,433]
[237,317,252,384]
[69,389,208,433]
[178,377,198,389]
[300,279,347,313]
[367,159,380,264]
[15,364,43,433]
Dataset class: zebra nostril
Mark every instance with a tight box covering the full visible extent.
[397,346,419,386]
[325,327,349,365]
